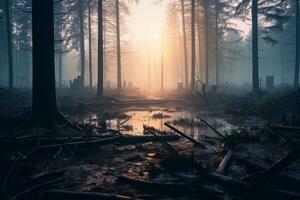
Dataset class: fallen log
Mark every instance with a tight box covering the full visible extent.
[117,135,180,145]
[247,146,300,182]
[164,123,206,148]
[116,175,219,199]
[197,117,225,140]
[117,175,187,193]
[264,126,297,145]
[11,177,64,200]
[195,166,300,200]
[37,136,120,151]
[36,135,180,151]
[45,190,131,200]
[269,188,300,200]
[270,124,300,131]
[216,149,234,175]
[234,155,264,172]
[30,170,65,183]
[19,135,118,146]
[144,125,177,154]
[268,174,300,191]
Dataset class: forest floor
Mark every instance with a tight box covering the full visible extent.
[0,88,300,200]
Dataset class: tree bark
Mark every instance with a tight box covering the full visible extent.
[78,0,85,87]
[57,3,63,87]
[116,0,122,91]
[252,0,259,94]
[161,37,164,92]
[97,0,104,97]
[88,0,93,88]
[32,0,57,128]
[197,5,203,82]
[4,0,13,89]
[181,0,189,89]
[204,0,210,85]
[295,0,299,87]
[191,0,196,92]
[215,0,219,86]
[58,49,62,86]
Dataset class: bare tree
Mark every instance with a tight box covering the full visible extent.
[97,0,104,97]
[191,0,196,91]
[181,0,189,89]
[116,0,122,91]
[4,0,13,89]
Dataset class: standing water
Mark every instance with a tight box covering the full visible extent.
[81,104,235,141]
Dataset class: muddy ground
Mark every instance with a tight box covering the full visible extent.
[0,89,300,200]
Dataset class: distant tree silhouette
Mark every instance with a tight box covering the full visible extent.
[78,0,85,87]
[236,0,290,94]
[181,0,189,89]
[4,0,13,89]
[88,0,93,88]
[116,0,122,91]
[191,0,196,91]
[295,0,299,87]
[97,0,104,98]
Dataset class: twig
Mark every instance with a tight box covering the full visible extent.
[1,158,18,193]
[120,118,130,126]
[53,147,63,159]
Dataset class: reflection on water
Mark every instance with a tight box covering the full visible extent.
[82,107,235,141]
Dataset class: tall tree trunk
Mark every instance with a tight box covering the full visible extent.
[57,3,63,87]
[97,0,104,97]
[78,0,85,87]
[16,27,20,87]
[4,0,13,89]
[32,0,57,128]
[252,0,259,93]
[147,32,151,88]
[197,6,203,81]
[116,0,122,91]
[181,0,189,89]
[58,51,62,86]
[215,0,219,86]
[103,11,107,88]
[295,0,300,87]
[191,0,196,92]
[88,0,93,88]
[161,37,164,92]
[204,0,209,85]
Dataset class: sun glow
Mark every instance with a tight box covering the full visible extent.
[153,33,160,40]
[126,1,166,44]
[120,0,251,92]
[123,1,168,91]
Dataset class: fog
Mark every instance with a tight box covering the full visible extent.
[0,0,298,94]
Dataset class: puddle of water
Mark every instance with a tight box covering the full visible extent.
[81,106,235,142]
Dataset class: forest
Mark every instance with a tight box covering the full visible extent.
[0,0,300,199]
